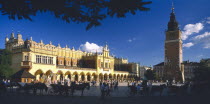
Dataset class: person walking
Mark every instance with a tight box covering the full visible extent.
[100,83,105,99]
[136,84,141,95]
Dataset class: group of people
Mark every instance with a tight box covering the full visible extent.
[91,80,97,86]
[127,80,153,96]
[1,79,11,85]
[99,80,119,98]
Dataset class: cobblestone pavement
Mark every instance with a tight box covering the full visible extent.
[1,82,208,104]
[0,94,208,104]
[72,82,182,97]
[72,82,129,97]
[4,82,183,97]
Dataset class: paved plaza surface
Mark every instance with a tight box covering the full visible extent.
[0,94,208,104]
[2,82,184,97]
[0,82,208,104]
[57,82,183,97]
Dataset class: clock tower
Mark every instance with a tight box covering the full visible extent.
[164,6,184,82]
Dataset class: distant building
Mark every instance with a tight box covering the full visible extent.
[154,61,199,81]
[153,62,164,80]
[4,33,139,83]
[200,58,210,67]
[182,61,200,80]
[114,58,140,77]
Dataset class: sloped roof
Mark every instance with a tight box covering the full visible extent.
[182,61,200,66]
[154,62,164,66]
[11,69,35,78]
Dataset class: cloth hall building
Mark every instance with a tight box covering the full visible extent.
[4,33,139,83]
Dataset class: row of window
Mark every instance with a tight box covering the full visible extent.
[101,62,111,68]
[58,60,77,66]
[36,55,53,64]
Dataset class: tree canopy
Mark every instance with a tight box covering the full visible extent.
[0,49,13,78]
[144,69,155,80]
[194,60,210,83]
[0,0,152,30]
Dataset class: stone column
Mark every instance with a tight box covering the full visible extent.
[96,75,99,82]
[107,75,109,81]
[57,75,60,81]
[65,75,68,79]
[78,75,81,81]
[63,76,65,82]
[72,75,75,81]
[91,76,94,81]
[36,75,40,81]
[85,75,87,81]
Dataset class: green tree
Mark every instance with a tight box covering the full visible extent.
[144,69,155,80]
[0,0,152,30]
[0,49,13,78]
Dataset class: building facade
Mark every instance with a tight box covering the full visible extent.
[183,61,199,80]
[154,61,199,81]
[5,33,138,83]
[164,7,184,82]
[153,62,164,80]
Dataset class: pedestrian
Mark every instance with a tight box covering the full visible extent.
[101,83,105,99]
[136,84,141,95]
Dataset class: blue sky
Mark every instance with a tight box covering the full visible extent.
[0,0,210,66]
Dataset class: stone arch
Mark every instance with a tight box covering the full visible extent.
[35,69,44,75]
[34,69,44,82]
[99,73,103,81]
[56,70,64,81]
[92,73,97,81]
[73,71,78,75]
[124,74,127,79]
[104,73,108,81]
[45,70,53,76]
[109,74,112,80]
[113,74,116,80]
[121,74,124,81]
[80,72,85,81]
[86,72,91,81]
[73,71,79,81]
[45,70,53,82]
[117,74,120,80]
[65,71,71,80]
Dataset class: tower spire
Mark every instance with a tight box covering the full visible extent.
[167,1,179,31]
[172,1,174,13]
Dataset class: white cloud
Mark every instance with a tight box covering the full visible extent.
[191,32,210,49]
[127,38,136,42]
[206,17,210,24]
[182,23,204,40]
[80,42,103,53]
[128,39,132,42]
[183,42,194,48]
[194,32,210,40]
[197,54,204,58]
[203,43,210,49]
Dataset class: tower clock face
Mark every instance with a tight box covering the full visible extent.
[170,33,176,40]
